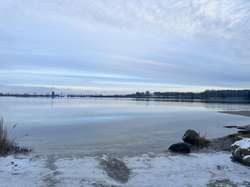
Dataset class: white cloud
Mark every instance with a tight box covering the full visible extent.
[0,0,250,93]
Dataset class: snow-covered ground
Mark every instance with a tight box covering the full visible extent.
[0,152,249,187]
[0,155,49,187]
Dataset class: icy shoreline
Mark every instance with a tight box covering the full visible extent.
[0,152,249,187]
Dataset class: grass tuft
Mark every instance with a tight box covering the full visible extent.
[196,136,210,148]
[0,118,31,156]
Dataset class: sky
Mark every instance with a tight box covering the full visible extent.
[0,0,250,94]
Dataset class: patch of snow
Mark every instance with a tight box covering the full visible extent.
[0,155,48,187]
[124,153,250,187]
[0,153,249,187]
[232,138,250,149]
[55,157,120,187]
[54,153,250,187]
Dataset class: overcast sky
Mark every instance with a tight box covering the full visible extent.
[1,0,250,94]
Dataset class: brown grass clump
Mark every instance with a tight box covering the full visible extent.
[0,118,31,156]
[196,136,210,148]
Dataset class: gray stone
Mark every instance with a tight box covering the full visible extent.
[232,147,250,166]
[183,129,210,148]
[168,142,191,154]
[242,156,250,166]
[182,129,200,145]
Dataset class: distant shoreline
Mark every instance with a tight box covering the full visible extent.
[1,95,250,104]
[1,89,250,104]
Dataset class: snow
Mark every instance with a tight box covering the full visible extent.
[0,153,249,187]
[0,155,48,187]
[232,138,250,149]
[55,157,119,187]
[124,153,250,187]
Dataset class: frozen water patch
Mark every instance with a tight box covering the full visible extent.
[0,155,48,187]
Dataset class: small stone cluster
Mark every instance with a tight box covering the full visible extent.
[168,129,210,154]
[168,127,250,167]
[224,124,250,166]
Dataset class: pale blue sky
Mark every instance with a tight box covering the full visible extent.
[0,0,250,94]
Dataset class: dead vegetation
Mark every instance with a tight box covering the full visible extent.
[0,118,31,156]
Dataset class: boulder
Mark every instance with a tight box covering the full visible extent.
[168,142,191,154]
[242,155,250,166]
[182,129,200,145]
[231,138,250,166]
[232,147,250,166]
[100,156,129,183]
[182,129,210,147]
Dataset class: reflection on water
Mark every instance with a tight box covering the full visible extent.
[0,97,250,157]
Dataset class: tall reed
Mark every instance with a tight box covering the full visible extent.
[0,118,31,156]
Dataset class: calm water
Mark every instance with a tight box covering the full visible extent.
[1,97,250,157]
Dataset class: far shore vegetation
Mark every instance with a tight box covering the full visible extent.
[1,89,250,103]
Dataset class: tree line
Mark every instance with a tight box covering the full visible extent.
[1,89,250,101]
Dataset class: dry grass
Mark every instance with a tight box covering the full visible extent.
[0,118,31,156]
[196,136,210,148]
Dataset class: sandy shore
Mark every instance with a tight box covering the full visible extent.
[220,111,250,117]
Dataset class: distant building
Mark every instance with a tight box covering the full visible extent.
[145,91,150,96]
[51,91,55,98]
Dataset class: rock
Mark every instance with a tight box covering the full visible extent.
[100,156,129,183]
[232,147,245,162]
[232,147,250,166]
[182,129,200,145]
[182,129,210,147]
[242,155,250,166]
[168,142,191,154]
[231,138,250,166]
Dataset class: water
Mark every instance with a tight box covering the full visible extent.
[1,97,250,157]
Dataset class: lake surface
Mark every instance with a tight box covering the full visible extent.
[1,97,250,157]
